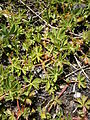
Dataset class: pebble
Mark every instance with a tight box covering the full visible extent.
[0,7,2,10]
[74,92,81,98]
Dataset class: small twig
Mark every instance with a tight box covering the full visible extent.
[69,63,79,93]
[41,38,50,42]
[65,65,90,78]
[19,0,58,29]
[58,84,69,98]
[33,8,47,19]
[74,55,89,80]
[69,31,83,38]
[17,99,20,112]
[39,1,48,8]
[70,63,78,76]
[72,117,81,120]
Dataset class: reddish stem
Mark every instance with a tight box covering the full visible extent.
[58,84,69,98]
[16,99,21,120]
[72,117,81,120]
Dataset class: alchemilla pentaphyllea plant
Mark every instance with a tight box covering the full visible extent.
[0,0,90,119]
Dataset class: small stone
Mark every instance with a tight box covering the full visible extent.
[74,92,81,98]
[0,7,2,10]
[36,66,42,73]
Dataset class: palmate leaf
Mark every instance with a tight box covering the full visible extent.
[78,81,86,89]
[77,98,83,106]
[76,95,90,110]
[6,109,16,120]
[81,95,88,104]
[85,99,90,110]
[77,73,86,89]
[78,110,84,117]
[47,65,61,84]
[31,45,43,63]
[83,30,90,42]
[77,104,83,108]
[32,78,41,90]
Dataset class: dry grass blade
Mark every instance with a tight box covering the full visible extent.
[19,0,58,29]
[74,55,89,80]
[65,65,90,78]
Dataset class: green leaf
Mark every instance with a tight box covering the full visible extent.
[6,109,12,115]
[77,73,86,89]
[26,98,32,105]
[32,78,41,90]
[29,90,36,98]
[85,99,90,109]
[0,64,4,75]
[53,73,58,82]
[77,104,83,108]
[10,24,15,34]
[45,81,50,91]
[41,107,46,119]
[82,95,88,104]
[77,98,83,106]
[76,95,90,110]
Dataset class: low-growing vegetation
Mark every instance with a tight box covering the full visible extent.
[0,0,90,120]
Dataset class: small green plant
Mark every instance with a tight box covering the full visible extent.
[77,73,86,89]
[76,95,90,117]
[48,96,62,112]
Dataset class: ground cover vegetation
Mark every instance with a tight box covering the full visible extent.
[0,0,90,120]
